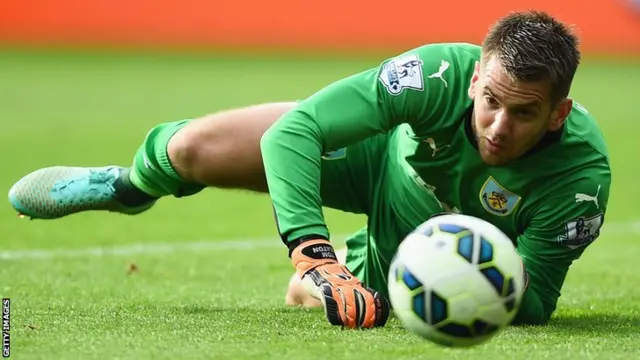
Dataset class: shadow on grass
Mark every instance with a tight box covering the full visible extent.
[172,304,407,332]
[514,312,640,336]
[174,305,640,337]
[176,304,316,316]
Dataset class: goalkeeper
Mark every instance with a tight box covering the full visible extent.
[9,11,611,328]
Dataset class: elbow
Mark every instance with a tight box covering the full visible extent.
[259,120,279,153]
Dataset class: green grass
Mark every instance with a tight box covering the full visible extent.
[0,49,639,360]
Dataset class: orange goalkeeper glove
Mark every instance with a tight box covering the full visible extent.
[290,238,390,329]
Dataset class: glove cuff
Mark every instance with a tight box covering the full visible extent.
[291,239,338,277]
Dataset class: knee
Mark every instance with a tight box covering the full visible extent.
[163,104,286,190]
[166,122,205,183]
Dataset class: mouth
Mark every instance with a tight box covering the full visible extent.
[484,138,506,155]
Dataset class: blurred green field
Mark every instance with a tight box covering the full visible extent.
[0,49,639,360]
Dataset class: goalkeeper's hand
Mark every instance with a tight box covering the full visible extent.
[290,239,390,329]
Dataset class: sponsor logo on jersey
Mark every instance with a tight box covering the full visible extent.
[379,53,424,95]
[427,60,450,88]
[557,213,604,249]
[479,176,522,216]
[575,184,601,209]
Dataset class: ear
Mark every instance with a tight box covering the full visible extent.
[548,98,572,131]
[468,61,480,99]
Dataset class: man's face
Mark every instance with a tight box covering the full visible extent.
[468,56,572,166]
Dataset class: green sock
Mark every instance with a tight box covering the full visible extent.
[129,119,206,198]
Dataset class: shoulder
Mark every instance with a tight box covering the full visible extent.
[375,43,479,135]
[524,100,611,216]
[563,101,610,161]
[377,42,481,97]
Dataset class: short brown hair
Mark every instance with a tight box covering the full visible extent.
[482,11,581,104]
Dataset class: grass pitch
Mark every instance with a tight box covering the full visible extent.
[0,49,639,360]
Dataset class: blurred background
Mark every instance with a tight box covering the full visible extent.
[0,3,639,358]
[0,3,638,357]
[0,1,638,247]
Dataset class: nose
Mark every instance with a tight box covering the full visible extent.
[490,110,510,138]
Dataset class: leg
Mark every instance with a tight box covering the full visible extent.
[9,102,296,219]
[166,102,295,191]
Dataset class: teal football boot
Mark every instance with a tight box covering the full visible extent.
[8,166,156,219]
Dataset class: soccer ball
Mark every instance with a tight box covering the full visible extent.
[387,214,526,347]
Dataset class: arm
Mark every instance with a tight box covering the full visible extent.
[260,68,390,242]
[260,48,444,244]
[260,44,481,329]
[512,172,611,325]
[259,47,456,329]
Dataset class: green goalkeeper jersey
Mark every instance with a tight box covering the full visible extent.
[260,42,611,325]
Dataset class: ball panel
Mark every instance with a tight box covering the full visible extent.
[399,232,466,288]
[438,322,473,338]
[401,266,423,291]
[491,243,526,296]
[477,300,513,326]
[456,234,474,263]
[503,277,515,297]
[471,319,500,337]
[446,292,480,325]
[429,263,479,300]
[417,225,433,237]
[505,296,517,313]
[437,223,468,234]
[479,266,505,295]
[412,292,427,323]
[429,290,448,325]
[478,236,494,264]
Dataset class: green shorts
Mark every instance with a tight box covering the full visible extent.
[319,130,444,297]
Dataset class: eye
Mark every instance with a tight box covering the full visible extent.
[516,109,536,117]
[484,95,499,107]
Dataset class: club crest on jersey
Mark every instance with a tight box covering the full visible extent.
[479,176,521,216]
[379,53,424,95]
